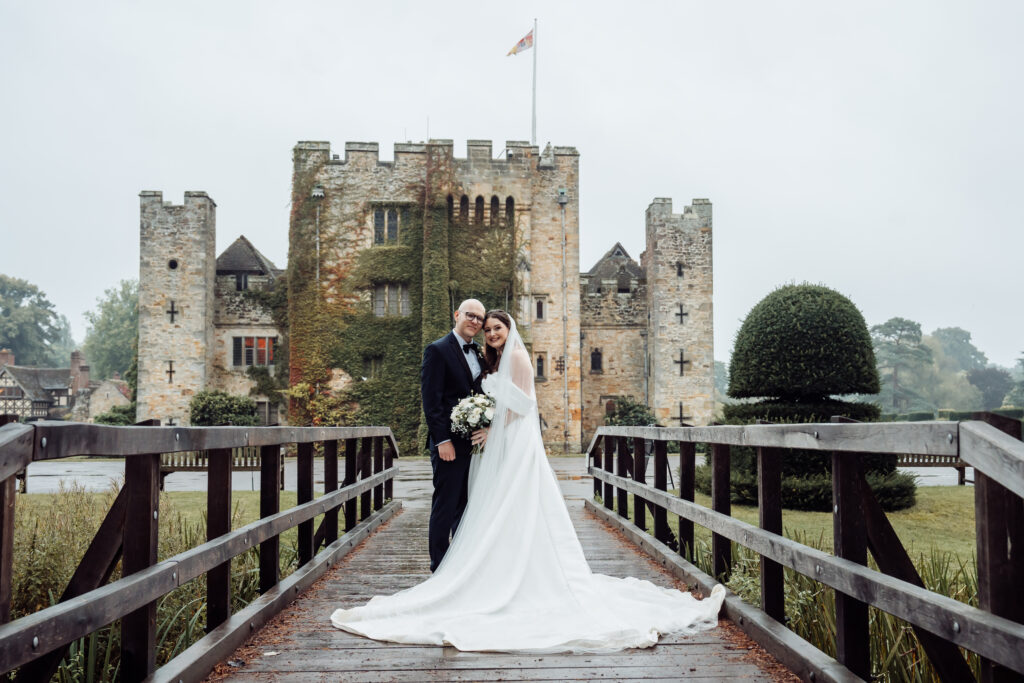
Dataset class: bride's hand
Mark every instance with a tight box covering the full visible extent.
[471,428,489,446]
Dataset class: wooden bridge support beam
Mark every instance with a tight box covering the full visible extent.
[359,437,372,522]
[757,446,784,624]
[344,438,358,531]
[711,443,732,580]
[0,415,15,624]
[373,436,384,511]
[591,441,603,500]
[678,441,696,560]
[616,437,630,518]
[121,452,160,681]
[259,444,281,594]
[602,436,615,511]
[207,448,232,632]
[384,439,395,501]
[652,440,670,546]
[974,413,1024,683]
[297,442,314,566]
[323,440,339,546]
[633,436,647,532]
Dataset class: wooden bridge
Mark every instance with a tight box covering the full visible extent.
[0,416,1020,682]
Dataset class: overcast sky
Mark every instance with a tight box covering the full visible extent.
[2,1,1021,368]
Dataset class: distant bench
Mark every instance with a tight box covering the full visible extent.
[895,452,969,485]
[159,446,284,490]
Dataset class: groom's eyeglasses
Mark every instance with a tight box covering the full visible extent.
[462,312,484,323]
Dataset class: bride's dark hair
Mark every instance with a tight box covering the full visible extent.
[482,309,512,376]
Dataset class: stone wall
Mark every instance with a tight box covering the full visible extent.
[136,191,217,426]
[644,198,714,427]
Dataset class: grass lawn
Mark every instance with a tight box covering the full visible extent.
[610,485,977,562]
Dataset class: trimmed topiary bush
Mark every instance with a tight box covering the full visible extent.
[699,283,915,511]
[189,390,259,426]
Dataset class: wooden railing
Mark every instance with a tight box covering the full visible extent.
[586,414,1024,682]
[0,421,400,682]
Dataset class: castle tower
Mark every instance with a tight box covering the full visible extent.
[644,198,714,426]
[136,191,217,425]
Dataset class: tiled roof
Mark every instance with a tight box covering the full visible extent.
[216,236,281,277]
[0,365,69,402]
[585,242,644,280]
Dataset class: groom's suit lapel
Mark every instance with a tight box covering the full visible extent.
[448,332,474,387]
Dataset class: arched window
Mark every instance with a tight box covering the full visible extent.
[446,194,454,221]
[605,399,616,415]
[459,195,469,222]
[505,196,515,228]
[591,348,602,372]
[536,355,545,378]
[475,196,485,225]
[617,272,631,293]
[535,299,545,320]
[490,196,500,227]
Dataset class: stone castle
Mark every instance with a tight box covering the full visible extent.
[136,139,713,452]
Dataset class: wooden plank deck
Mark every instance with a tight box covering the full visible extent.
[207,465,795,682]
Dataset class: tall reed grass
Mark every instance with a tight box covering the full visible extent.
[10,483,300,682]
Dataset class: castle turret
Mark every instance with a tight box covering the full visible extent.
[136,191,217,425]
[645,198,714,426]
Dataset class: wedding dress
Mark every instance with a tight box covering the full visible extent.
[330,319,725,652]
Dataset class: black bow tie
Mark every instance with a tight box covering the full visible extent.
[462,342,477,354]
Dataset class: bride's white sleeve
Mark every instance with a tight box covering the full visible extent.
[501,349,535,417]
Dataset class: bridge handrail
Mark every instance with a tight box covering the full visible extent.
[0,421,401,682]
[587,416,1024,681]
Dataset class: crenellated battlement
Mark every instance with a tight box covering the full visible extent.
[296,139,578,169]
[138,190,216,210]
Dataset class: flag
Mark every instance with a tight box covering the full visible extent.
[507,30,533,56]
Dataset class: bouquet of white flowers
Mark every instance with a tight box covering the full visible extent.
[450,393,496,442]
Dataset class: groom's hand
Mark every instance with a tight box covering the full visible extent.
[438,441,456,462]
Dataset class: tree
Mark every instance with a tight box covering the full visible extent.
[604,396,656,427]
[189,390,259,426]
[967,367,1014,410]
[83,280,138,380]
[931,327,987,372]
[914,337,982,411]
[871,318,933,412]
[0,275,64,367]
[1005,354,1024,407]
[714,284,914,511]
[46,314,77,367]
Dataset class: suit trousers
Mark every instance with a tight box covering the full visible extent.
[428,439,473,572]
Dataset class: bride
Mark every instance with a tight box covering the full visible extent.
[331,310,725,652]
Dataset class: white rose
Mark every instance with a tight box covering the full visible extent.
[484,407,494,421]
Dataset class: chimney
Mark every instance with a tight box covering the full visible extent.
[70,351,87,393]
[78,365,90,392]
[0,349,12,367]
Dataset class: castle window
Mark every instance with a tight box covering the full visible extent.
[373,208,401,245]
[475,196,485,225]
[373,283,410,317]
[505,196,515,228]
[168,259,179,270]
[490,196,500,227]
[233,337,277,367]
[362,355,383,380]
[374,209,385,243]
[460,195,469,221]
[591,349,603,373]
[446,194,454,221]
[535,298,545,320]
[605,399,616,415]
[536,354,545,378]
[617,273,631,293]
[256,401,278,426]
[235,274,248,291]
[676,262,684,277]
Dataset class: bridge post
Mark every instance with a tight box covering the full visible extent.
[830,417,870,679]
[633,436,647,532]
[973,412,1024,683]
[259,444,282,593]
[373,436,384,511]
[207,447,233,631]
[757,446,784,624]
[297,442,314,566]
[384,438,395,501]
[652,439,670,545]
[711,442,731,580]
[590,440,603,500]
[323,440,339,545]
[359,437,372,521]
[616,436,630,518]
[344,438,358,531]
[0,414,16,625]
[678,441,696,560]
[602,435,615,511]
[121,451,160,680]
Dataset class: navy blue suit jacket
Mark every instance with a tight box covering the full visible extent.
[421,331,483,453]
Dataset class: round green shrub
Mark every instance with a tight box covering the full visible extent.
[728,284,879,400]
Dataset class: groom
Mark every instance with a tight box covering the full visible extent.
[421,298,486,572]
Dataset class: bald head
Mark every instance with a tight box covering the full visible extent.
[454,299,485,340]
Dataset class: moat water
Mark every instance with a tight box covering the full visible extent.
[21,457,967,495]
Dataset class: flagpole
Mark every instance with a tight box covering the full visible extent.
[531,18,537,146]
